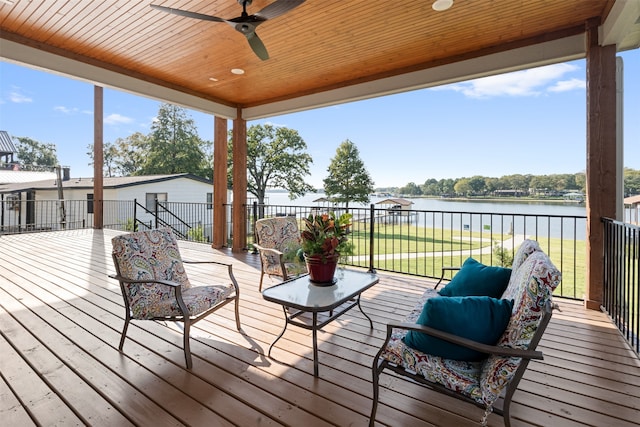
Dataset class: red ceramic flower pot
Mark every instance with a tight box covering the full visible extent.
[304,254,339,284]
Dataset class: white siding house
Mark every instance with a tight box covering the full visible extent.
[0,174,222,239]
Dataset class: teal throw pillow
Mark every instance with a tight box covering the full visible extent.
[439,257,511,299]
[403,296,514,361]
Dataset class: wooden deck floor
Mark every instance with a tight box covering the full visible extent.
[1,229,639,427]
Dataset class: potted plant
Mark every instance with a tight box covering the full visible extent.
[301,211,353,284]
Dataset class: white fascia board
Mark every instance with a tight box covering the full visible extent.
[601,0,640,50]
[0,39,238,119]
[242,34,587,120]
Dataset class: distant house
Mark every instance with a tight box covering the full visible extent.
[624,194,640,225]
[0,174,220,236]
[0,130,58,186]
[0,130,17,165]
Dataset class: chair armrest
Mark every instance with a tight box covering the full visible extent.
[108,274,180,288]
[182,260,240,294]
[434,266,461,290]
[387,321,544,360]
[252,244,284,257]
[184,259,232,267]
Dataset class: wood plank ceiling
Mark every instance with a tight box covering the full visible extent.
[0,0,624,116]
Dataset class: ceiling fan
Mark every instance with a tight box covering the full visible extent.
[150,0,305,61]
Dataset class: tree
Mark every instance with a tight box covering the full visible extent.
[454,178,471,196]
[624,168,640,196]
[87,132,148,177]
[230,123,314,205]
[323,139,374,210]
[138,103,211,179]
[15,136,58,168]
[400,182,422,196]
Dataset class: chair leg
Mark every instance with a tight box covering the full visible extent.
[234,294,242,331]
[259,272,265,292]
[118,312,130,351]
[183,318,192,369]
[370,361,382,427]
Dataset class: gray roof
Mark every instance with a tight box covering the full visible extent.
[0,173,212,194]
[0,131,17,155]
[0,170,57,185]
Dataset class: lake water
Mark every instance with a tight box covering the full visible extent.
[265,191,587,215]
[264,191,589,240]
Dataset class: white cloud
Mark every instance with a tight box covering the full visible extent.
[54,106,94,115]
[54,105,75,114]
[9,89,32,103]
[438,63,581,98]
[104,113,133,125]
[548,78,585,92]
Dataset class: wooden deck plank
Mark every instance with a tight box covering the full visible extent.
[1,229,639,427]
[0,334,59,427]
[0,375,35,427]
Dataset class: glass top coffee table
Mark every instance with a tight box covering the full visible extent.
[262,268,379,376]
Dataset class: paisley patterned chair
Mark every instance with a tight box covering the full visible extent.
[370,240,560,426]
[110,228,241,369]
[253,216,307,291]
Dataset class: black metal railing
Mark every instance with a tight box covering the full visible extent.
[1,197,587,300]
[602,218,640,356]
[1,198,91,233]
[248,203,587,300]
[4,197,638,350]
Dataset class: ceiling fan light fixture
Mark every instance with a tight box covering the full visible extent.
[432,0,453,11]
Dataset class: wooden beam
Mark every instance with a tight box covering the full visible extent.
[212,116,227,249]
[584,19,617,311]
[93,85,104,229]
[231,111,247,253]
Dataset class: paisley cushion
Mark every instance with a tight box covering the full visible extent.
[256,217,307,278]
[380,288,485,403]
[480,251,561,406]
[511,239,542,271]
[112,228,235,320]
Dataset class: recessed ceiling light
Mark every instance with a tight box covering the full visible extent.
[432,0,453,11]
[231,68,245,75]
[209,77,219,82]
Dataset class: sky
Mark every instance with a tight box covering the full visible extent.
[0,49,638,189]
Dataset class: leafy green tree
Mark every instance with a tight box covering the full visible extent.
[229,123,314,205]
[323,139,374,210]
[468,175,486,195]
[138,103,210,179]
[454,178,471,196]
[484,177,498,194]
[114,132,148,176]
[624,168,640,196]
[422,178,439,196]
[400,182,422,196]
[574,172,586,192]
[87,132,148,177]
[15,136,58,167]
[439,178,456,195]
[87,141,118,177]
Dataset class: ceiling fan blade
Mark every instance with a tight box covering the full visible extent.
[246,32,269,61]
[150,4,226,23]
[254,0,305,20]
